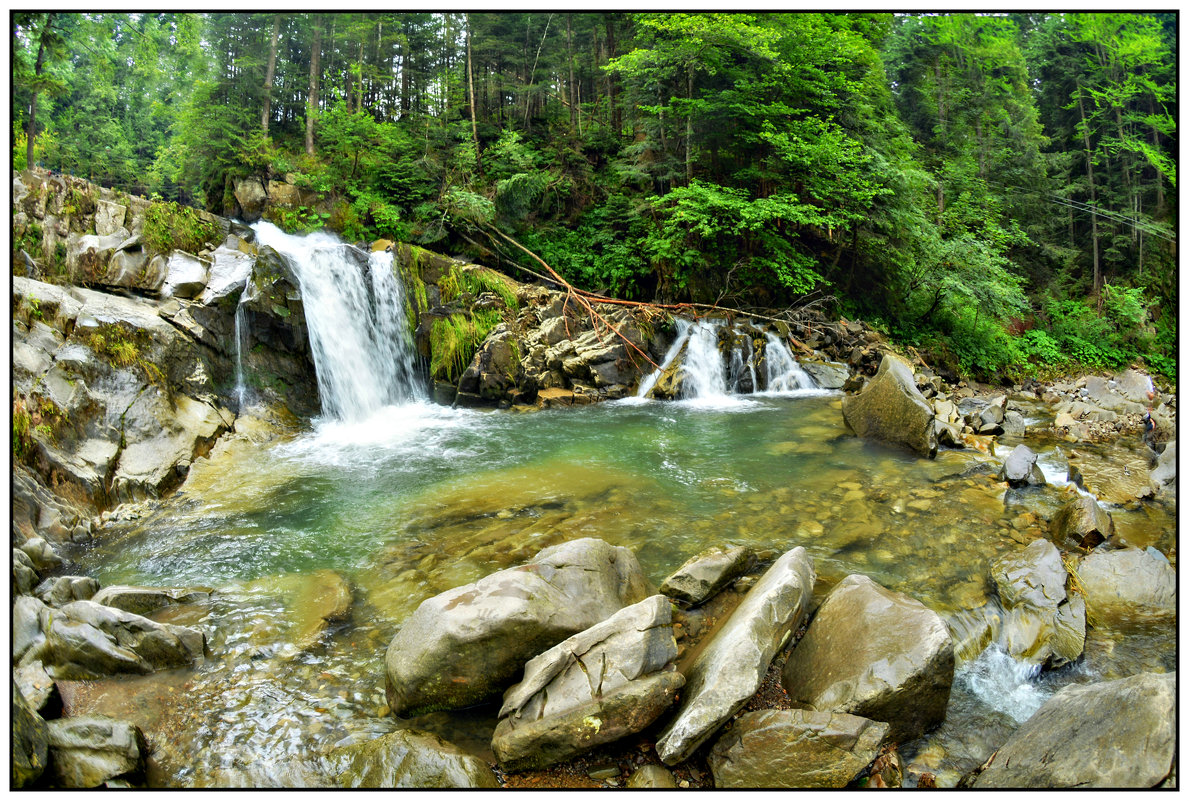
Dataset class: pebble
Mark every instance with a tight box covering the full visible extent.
[679,780,691,788]
[587,765,620,781]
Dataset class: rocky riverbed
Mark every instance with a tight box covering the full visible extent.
[11,168,1177,789]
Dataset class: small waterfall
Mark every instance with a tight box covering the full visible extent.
[636,319,692,398]
[251,222,424,421]
[232,299,249,408]
[763,333,816,392]
[960,644,1049,724]
[680,320,730,400]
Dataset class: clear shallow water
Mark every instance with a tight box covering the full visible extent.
[72,394,1176,787]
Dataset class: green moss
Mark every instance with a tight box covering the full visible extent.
[87,322,164,387]
[12,392,70,463]
[429,310,502,382]
[143,199,219,255]
[439,264,519,311]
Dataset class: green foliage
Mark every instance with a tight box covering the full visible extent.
[12,392,70,463]
[429,310,502,382]
[143,199,219,255]
[268,205,328,234]
[87,322,165,385]
[439,265,519,311]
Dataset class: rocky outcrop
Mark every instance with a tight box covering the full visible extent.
[660,545,754,606]
[708,709,889,788]
[842,355,938,458]
[781,574,954,744]
[973,672,1175,788]
[328,729,499,789]
[990,539,1084,667]
[1076,548,1176,617]
[1049,494,1115,550]
[656,546,815,765]
[45,716,148,788]
[385,538,651,717]
[492,595,683,771]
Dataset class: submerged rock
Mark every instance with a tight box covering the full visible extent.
[239,569,352,651]
[328,729,499,789]
[708,709,889,788]
[91,585,212,617]
[656,546,815,765]
[660,545,754,606]
[45,716,148,788]
[841,355,938,458]
[990,539,1084,667]
[973,672,1175,788]
[780,574,953,744]
[385,538,651,717]
[1076,548,1175,617]
[1049,495,1114,550]
[492,595,682,771]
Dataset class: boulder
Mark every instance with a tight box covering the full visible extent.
[94,200,128,237]
[40,600,204,680]
[1001,410,1027,438]
[13,595,48,664]
[627,765,679,788]
[990,539,1084,666]
[1150,440,1176,494]
[329,729,499,789]
[780,574,953,744]
[110,394,228,503]
[999,445,1046,488]
[973,672,1175,788]
[1076,548,1175,617]
[656,546,815,764]
[13,685,49,788]
[45,716,147,788]
[800,359,850,390]
[91,585,212,617]
[14,660,58,713]
[20,537,64,573]
[1083,375,1145,415]
[35,575,101,607]
[841,355,938,458]
[233,177,268,222]
[660,545,754,606]
[1049,495,1114,550]
[385,538,651,717]
[13,548,40,595]
[1114,369,1156,404]
[708,709,889,788]
[492,595,683,771]
[159,250,211,299]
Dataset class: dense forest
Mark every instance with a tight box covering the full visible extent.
[12,12,1177,381]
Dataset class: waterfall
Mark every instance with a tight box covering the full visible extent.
[251,222,424,421]
[233,300,249,408]
[960,644,1049,724]
[636,318,823,401]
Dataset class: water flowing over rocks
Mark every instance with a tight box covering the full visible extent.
[385,538,651,717]
[492,595,683,771]
[1075,548,1176,617]
[707,709,890,788]
[45,716,148,788]
[656,546,814,765]
[90,585,213,617]
[842,354,938,458]
[659,545,754,606]
[327,729,499,788]
[972,672,1176,788]
[780,574,954,744]
[989,539,1084,667]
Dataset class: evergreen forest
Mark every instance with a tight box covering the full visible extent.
[12,11,1178,382]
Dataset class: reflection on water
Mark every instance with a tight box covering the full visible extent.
[73,394,1176,787]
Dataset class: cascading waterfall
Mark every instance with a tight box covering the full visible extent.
[763,332,816,392]
[680,320,731,399]
[636,319,692,399]
[251,222,424,421]
[232,300,249,408]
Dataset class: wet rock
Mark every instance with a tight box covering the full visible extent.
[91,585,212,617]
[708,709,889,788]
[973,672,1175,788]
[627,765,678,788]
[841,355,938,458]
[329,729,499,788]
[660,545,754,606]
[35,576,100,607]
[492,595,683,771]
[781,574,953,744]
[40,600,204,680]
[20,537,64,573]
[800,359,850,390]
[999,444,1045,488]
[656,546,815,765]
[13,548,40,596]
[12,684,49,788]
[13,595,49,664]
[45,716,147,788]
[990,539,1084,667]
[1049,495,1114,550]
[14,660,57,713]
[385,538,651,717]
[1076,548,1175,617]
[1001,410,1027,438]
[240,569,352,651]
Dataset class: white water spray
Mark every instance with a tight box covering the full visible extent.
[763,333,816,392]
[251,222,424,421]
[233,300,249,407]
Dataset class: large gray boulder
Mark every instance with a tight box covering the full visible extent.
[13,595,48,664]
[492,595,683,771]
[233,177,268,222]
[158,250,211,299]
[999,444,1045,488]
[1076,548,1175,617]
[39,600,205,680]
[990,539,1084,666]
[781,574,953,744]
[1083,375,1146,415]
[656,546,815,765]
[1114,369,1156,404]
[385,538,651,717]
[841,355,938,458]
[13,684,49,788]
[660,545,754,606]
[1050,494,1115,550]
[973,672,1175,788]
[800,359,850,390]
[708,709,889,788]
[328,729,499,789]
[45,716,147,788]
[1150,440,1176,496]
[35,575,100,607]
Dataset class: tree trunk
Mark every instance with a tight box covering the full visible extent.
[261,14,280,134]
[566,14,576,133]
[685,65,694,185]
[26,13,54,169]
[466,14,481,173]
[400,21,411,116]
[1076,81,1100,303]
[605,14,620,133]
[306,15,322,156]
